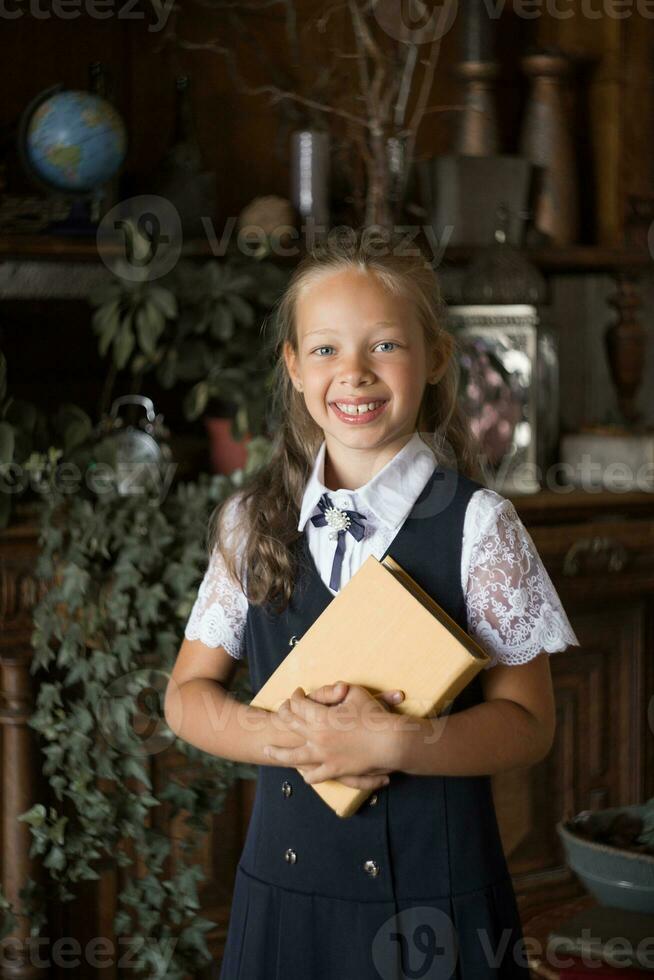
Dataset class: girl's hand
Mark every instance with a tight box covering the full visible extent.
[303,681,404,790]
[263,681,405,787]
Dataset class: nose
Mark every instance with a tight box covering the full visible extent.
[338,352,375,387]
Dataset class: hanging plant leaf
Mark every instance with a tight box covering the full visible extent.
[184,381,210,420]
[156,349,179,389]
[224,272,255,293]
[147,286,178,320]
[53,404,93,453]
[234,403,249,438]
[93,300,121,358]
[113,312,135,371]
[135,302,166,358]
[225,292,255,327]
[210,304,234,341]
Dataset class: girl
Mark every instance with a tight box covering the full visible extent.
[165,229,580,980]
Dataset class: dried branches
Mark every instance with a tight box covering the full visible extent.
[160,0,460,227]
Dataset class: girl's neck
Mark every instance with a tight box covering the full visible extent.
[323,433,415,492]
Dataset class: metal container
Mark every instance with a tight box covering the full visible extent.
[417,154,534,247]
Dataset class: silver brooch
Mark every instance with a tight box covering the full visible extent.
[324,505,351,541]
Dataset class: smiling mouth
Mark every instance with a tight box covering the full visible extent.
[329,400,389,423]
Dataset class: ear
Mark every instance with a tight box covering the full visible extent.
[283,340,300,388]
[428,331,454,385]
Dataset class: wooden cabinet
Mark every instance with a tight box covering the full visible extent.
[493,489,654,920]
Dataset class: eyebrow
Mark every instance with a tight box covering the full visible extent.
[303,321,400,339]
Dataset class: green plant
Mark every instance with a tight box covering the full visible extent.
[88,251,290,440]
[0,442,271,976]
[0,350,93,528]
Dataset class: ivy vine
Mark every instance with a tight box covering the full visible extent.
[0,450,266,977]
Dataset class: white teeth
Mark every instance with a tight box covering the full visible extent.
[335,401,385,415]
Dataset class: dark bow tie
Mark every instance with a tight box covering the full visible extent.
[310,492,367,591]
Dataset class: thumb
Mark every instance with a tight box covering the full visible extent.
[307,680,349,703]
[379,689,404,706]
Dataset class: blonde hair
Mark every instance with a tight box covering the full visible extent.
[208,229,483,615]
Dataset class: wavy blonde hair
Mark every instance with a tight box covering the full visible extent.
[208,229,483,615]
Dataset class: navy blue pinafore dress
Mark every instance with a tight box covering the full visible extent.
[219,463,532,980]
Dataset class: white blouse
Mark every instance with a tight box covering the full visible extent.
[184,433,580,669]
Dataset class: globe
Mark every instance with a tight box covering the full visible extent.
[20,87,127,195]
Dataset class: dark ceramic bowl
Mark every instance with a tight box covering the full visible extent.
[557,804,654,914]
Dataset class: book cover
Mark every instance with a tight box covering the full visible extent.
[249,553,491,818]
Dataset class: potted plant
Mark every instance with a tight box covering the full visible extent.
[88,250,289,475]
[175,256,289,471]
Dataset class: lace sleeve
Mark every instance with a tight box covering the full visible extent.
[183,494,249,659]
[462,489,581,669]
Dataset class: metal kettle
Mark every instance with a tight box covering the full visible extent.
[82,395,174,497]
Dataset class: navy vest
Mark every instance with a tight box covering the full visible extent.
[237,462,514,905]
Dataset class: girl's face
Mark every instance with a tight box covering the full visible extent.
[284,267,445,470]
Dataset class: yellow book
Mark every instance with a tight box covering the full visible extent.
[249,553,491,818]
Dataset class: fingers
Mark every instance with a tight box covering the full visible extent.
[306,681,349,703]
[303,684,404,708]
[264,744,315,766]
[297,764,321,781]
[295,763,392,790]
[339,774,391,790]
[277,699,300,729]
[301,765,392,789]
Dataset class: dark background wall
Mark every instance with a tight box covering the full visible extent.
[1,1,654,444]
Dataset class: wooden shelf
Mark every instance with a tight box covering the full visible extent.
[0,234,117,261]
[509,485,654,523]
[0,233,652,272]
[443,244,654,273]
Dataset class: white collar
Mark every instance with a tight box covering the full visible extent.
[297,431,437,533]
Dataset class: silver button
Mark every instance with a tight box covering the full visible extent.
[363,859,380,877]
[284,848,297,864]
[281,781,292,798]
[368,794,378,807]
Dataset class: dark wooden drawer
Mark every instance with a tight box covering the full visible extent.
[526,518,654,595]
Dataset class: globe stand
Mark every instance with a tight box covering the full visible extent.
[45,195,99,237]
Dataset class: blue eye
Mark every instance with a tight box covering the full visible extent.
[311,342,398,356]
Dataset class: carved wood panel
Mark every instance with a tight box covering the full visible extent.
[494,600,650,918]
